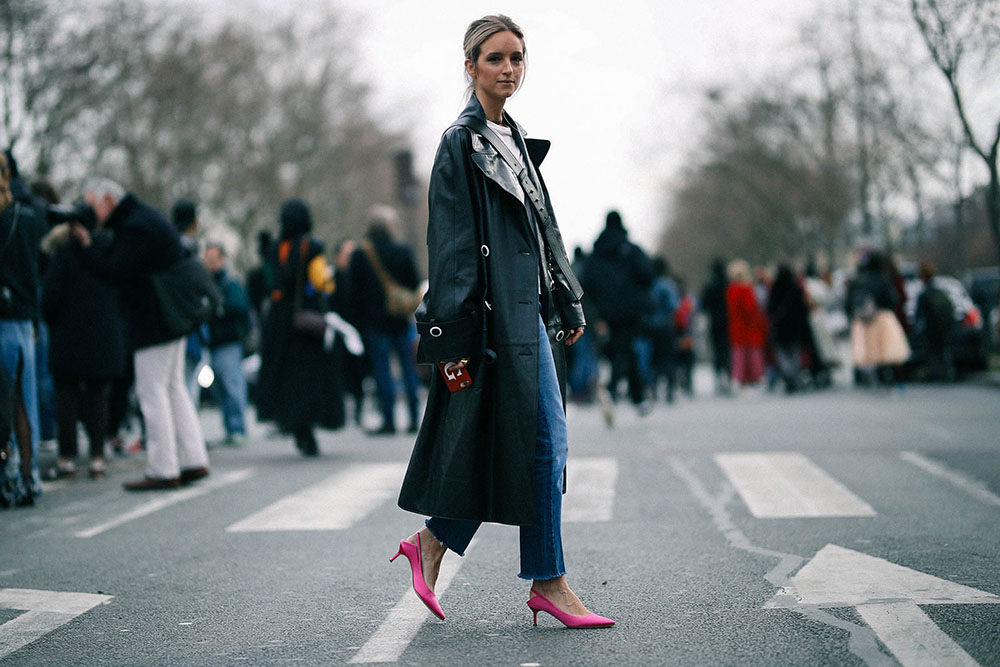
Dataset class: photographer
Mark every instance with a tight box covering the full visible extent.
[72,180,210,490]
[0,151,48,506]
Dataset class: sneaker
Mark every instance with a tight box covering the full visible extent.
[224,434,247,448]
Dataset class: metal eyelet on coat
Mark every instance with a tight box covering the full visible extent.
[481,245,490,257]
[429,326,443,337]
[484,300,492,311]
[555,330,565,342]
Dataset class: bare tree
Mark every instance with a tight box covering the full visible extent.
[910,0,1000,269]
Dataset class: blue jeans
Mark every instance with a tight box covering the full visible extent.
[367,326,420,429]
[0,320,42,497]
[426,313,568,580]
[210,342,247,436]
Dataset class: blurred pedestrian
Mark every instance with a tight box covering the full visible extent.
[914,260,955,382]
[395,14,613,628]
[580,210,654,413]
[203,243,251,447]
[847,251,910,388]
[331,238,369,427]
[700,258,731,395]
[725,259,767,389]
[566,246,600,405]
[645,256,679,403]
[0,151,47,505]
[41,217,126,479]
[256,199,344,456]
[72,180,210,490]
[348,205,422,435]
[802,264,837,388]
[672,276,696,396]
[766,264,811,394]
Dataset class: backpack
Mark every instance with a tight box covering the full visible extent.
[150,255,223,339]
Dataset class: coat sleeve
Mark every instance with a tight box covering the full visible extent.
[416,127,483,363]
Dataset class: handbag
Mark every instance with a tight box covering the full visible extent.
[361,241,421,318]
[291,237,326,338]
[150,253,222,338]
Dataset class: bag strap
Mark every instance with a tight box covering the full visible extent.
[450,117,583,301]
[0,203,21,259]
[361,240,402,295]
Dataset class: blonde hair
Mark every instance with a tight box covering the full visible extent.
[462,15,526,95]
[727,258,751,284]
[0,153,12,210]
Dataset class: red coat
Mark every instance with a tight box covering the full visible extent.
[725,283,767,347]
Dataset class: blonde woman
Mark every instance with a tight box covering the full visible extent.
[393,15,614,629]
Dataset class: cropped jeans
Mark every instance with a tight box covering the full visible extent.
[426,313,569,580]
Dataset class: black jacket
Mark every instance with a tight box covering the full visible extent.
[348,237,420,335]
[398,95,584,526]
[580,225,653,328]
[0,202,47,321]
[41,232,126,380]
[81,194,183,350]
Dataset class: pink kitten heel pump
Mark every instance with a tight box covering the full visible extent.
[390,535,445,620]
[527,589,615,628]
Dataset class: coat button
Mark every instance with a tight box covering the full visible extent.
[429,326,443,337]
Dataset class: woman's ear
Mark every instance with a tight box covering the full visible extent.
[465,58,476,79]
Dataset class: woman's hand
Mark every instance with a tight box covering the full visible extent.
[565,327,585,346]
[448,358,470,372]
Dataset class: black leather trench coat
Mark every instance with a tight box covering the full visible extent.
[397,96,585,526]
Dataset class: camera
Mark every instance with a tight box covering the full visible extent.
[46,201,97,229]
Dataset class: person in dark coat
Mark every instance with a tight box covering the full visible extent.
[700,258,731,395]
[73,180,210,490]
[914,260,955,382]
[41,223,126,478]
[348,206,422,435]
[0,151,47,505]
[255,199,344,455]
[394,15,613,628]
[766,264,812,393]
[580,210,654,411]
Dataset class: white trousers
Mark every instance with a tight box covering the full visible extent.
[134,337,209,479]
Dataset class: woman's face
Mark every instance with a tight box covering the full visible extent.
[466,30,524,105]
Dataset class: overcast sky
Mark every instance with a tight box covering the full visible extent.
[215,0,819,252]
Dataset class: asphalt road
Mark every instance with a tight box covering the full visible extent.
[2,367,999,666]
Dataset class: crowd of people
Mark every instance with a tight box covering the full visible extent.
[0,144,424,507]
[565,213,952,420]
[0,144,965,509]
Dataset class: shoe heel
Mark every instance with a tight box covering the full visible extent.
[532,609,539,626]
[389,544,403,563]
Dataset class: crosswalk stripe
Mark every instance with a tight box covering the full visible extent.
[226,462,407,532]
[0,589,113,659]
[900,451,1000,508]
[714,452,876,518]
[74,469,255,538]
[564,457,618,522]
[349,541,470,664]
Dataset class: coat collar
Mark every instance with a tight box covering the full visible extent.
[458,94,550,206]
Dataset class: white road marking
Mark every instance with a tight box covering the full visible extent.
[900,451,1000,508]
[714,452,876,518]
[563,457,618,522]
[349,541,470,664]
[74,469,255,538]
[767,544,999,667]
[226,463,406,532]
[856,602,979,667]
[0,589,113,660]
